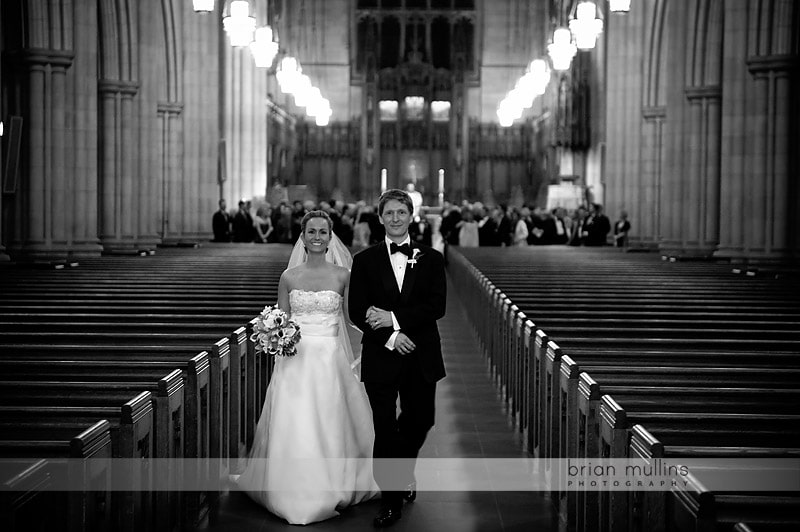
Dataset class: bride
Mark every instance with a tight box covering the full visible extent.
[235,210,378,524]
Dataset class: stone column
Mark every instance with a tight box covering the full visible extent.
[640,108,666,246]
[658,0,689,256]
[714,0,749,260]
[157,103,184,244]
[745,55,797,261]
[68,0,103,257]
[12,49,74,260]
[97,79,140,253]
[683,86,721,256]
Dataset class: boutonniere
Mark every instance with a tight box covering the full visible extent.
[407,248,424,269]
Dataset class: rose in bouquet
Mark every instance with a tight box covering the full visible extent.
[251,305,302,357]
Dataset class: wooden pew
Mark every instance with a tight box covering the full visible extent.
[555,353,800,460]
[0,330,246,465]
[629,424,800,532]
[0,391,153,532]
[0,420,113,532]
[445,247,800,532]
[0,369,186,532]
[0,245,290,529]
[1,460,64,532]
[555,354,800,531]
[733,523,800,532]
[573,375,800,532]
[670,473,800,532]
[594,396,800,532]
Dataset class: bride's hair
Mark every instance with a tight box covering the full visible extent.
[300,210,333,233]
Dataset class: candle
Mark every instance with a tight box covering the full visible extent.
[381,168,387,193]
[438,169,444,193]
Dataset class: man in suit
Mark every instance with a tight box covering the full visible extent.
[585,202,611,246]
[349,189,447,528]
[232,200,254,242]
[212,199,231,242]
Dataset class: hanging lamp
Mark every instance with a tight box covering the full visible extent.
[609,0,631,13]
[223,1,256,47]
[569,2,603,50]
[250,26,279,67]
[547,27,577,71]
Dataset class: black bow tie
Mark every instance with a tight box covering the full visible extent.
[390,242,413,258]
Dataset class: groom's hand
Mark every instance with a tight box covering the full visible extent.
[394,332,416,354]
[366,307,392,329]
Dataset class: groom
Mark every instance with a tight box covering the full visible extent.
[349,189,447,527]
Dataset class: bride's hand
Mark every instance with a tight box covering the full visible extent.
[366,306,392,329]
[394,332,416,354]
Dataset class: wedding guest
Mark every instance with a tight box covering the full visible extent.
[584,203,611,246]
[456,208,479,247]
[614,210,631,248]
[569,206,588,246]
[212,199,231,242]
[232,200,254,242]
[409,214,433,246]
[513,207,531,246]
[254,205,274,243]
[551,208,570,245]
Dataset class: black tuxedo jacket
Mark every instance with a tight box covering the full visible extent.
[349,242,447,384]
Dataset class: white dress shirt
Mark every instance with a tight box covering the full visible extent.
[384,235,410,350]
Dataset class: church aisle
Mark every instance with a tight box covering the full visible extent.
[196,275,556,532]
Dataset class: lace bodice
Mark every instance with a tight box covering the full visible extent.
[289,289,342,316]
[289,290,342,336]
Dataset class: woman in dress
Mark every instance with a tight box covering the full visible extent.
[235,210,378,525]
[254,205,274,243]
[456,207,480,247]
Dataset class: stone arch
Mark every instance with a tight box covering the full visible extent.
[687,0,723,87]
[645,0,669,108]
[159,0,182,102]
[97,0,137,82]
[25,0,72,49]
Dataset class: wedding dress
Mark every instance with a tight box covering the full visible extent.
[236,288,378,525]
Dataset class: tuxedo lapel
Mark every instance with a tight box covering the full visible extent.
[399,248,419,304]
[376,245,400,300]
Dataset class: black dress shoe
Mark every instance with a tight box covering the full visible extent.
[373,505,402,528]
[403,481,417,502]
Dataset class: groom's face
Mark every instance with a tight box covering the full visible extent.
[380,199,412,240]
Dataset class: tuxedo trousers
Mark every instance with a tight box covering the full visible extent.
[364,355,436,508]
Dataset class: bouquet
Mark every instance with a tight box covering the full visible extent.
[251,305,302,357]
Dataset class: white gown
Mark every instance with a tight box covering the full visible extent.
[236,289,379,525]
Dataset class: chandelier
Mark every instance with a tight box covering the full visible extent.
[496,58,550,127]
[547,27,577,71]
[223,1,256,47]
[609,0,631,13]
[192,0,214,12]
[521,59,550,98]
[276,56,301,94]
[569,2,603,50]
[292,75,313,107]
[250,26,279,68]
[192,2,333,126]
